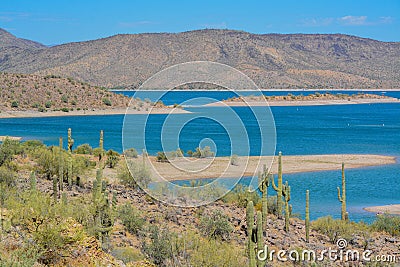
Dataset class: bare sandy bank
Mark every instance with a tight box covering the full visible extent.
[206,98,400,107]
[139,154,396,181]
[0,107,189,119]
[364,204,400,215]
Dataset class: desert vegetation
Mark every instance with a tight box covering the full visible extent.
[0,131,399,266]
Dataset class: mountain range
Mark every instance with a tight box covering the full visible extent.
[0,28,399,89]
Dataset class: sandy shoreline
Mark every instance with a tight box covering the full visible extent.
[206,98,400,107]
[364,204,400,215]
[0,107,189,119]
[139,154,396,181]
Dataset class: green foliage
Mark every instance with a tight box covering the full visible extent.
[271,151,283,219]
[111,247,144,264]
[246,201,256,267]
[61,107,69,112]
[337,163,348,220]
[120,160,151,188]
[21,140,45,152]
[221,184,260,208]
[143,226,173,266]
[191,146,214,158]
[61,94,68,103]
[156,151,169,162]
[105,149,120,168]
[312,216,371,244]
[0,244,41,267]
[199,210,233,241]
[0,166,16,186]
[0,138,22,166]
[74,143,93,154]
[102,98,112,106]
[45,101,52,108]
[123,148,138,158]
[11,101,19,108]
[371,214,400,236]
[118,203,145,235]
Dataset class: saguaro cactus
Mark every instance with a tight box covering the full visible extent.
[58,137,63,192]
[258,164,270,230]
[29,171,37,192]
[246,201,256,267]
[67,128,74,189]
[271,152,283,218]
[282,181,291,232]
[256,211,265,266]
[305,190,310,242]
[53,175,58,201]
[337,163,347,221]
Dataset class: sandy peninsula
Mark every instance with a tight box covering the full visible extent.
[364,204,400,215]
[138,154,396,181]
[0,106,189,119]
[206,93,400,107]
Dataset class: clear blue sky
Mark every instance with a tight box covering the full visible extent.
[1,0,399,45]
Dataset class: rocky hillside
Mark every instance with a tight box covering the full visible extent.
[0,29,399,89]
[0,72,129,112]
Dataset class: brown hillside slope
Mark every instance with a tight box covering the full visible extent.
[0,29,399,89]
[0,72,129,112]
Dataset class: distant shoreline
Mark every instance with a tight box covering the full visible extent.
[110,89,400,92]
[364,204,400,215]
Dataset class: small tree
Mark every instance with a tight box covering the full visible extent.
[106,150,120,168]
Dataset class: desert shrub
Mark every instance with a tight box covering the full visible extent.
[0,166,17,186]
[176,148,184,157]
[142,226,173,266]
[0,138,22,166]
[74,143,93,155]
[61,94,68,103]
[123,148,138,158]
[199,210,233,241]
[11,101,19,108]
[221,184,261,208]
[22,140,45,151]
[61,107,69,112]
[0,244,41,267]
[371,214,400,236]
[192,146,214,158]
[156,151,169,162]
[111,247,144,264]
[118,203,145,235]
[120,160,151,188]
[45,101,52,108]
[312,216,371,244]
[102,98,112,106]
[189,238,247,267]
[106,149,120,168]
[230,154,239,166]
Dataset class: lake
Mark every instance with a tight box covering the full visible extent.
[1,90,399,222]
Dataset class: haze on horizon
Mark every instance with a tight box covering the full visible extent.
[0,0,399,45]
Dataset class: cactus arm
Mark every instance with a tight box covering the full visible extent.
[271,175,278,191]
[337,187,342,202]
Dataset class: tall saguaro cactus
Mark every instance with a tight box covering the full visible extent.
[67,128,74,189]
[283,181,291,232]
[98,130,105,168]
[58,137,63,193]
[258,164,270,230]
[305,190,310,242]
[271,151,283,218]
[256,211,265,266]
[337,163,347,221]
[246,201,256,267]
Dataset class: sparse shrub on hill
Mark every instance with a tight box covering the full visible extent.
[0,138,23,166]
[371,214,400,236]
[106,149,120,168]
[123,148,138,158]
[102,98,112,106]
[199,210,233,241]
[0,166,17,186]
[118,203,145,235]
[10,101,18,108]
[74,143,93,154]
[142,226,173,266]
[222,184,261,208]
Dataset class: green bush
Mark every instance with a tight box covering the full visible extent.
[0,138,22,166]
[156,151,169,162]
[111,247,144,264]
[192,146,214,158]
[371,214,400,236]
[199,210,233,241]
[61,107,69,112]
[221,184,261,208]
[118,203,145,235]
[74,143,93,155]
[106,149,120,168]
[123,148,138,158]
[143,226,173,266]
[61,95,68,103]
[45,101,52,108]
[102,98,112,106]
[11,101,19,108]
[0,166,16,186]
[119,160,151,188]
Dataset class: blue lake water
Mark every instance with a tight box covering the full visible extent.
[1,90,399,222]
